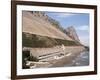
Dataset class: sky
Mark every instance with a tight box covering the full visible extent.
[46,12,89,46]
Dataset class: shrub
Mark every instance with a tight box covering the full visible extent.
[28,56,39,62]
[22,32,80,48]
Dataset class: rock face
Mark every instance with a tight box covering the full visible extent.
[66,26,80,42]
[22,11,73,41]
[29,11,59,24]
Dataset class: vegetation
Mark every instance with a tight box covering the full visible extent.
[22,32,80,48]
[22,51,30,69]
[27,56,39,62]
[22,50,39,69]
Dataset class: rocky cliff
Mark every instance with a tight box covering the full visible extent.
[22,11,82,47]
[66,26,80,42]
[22,11,73,41]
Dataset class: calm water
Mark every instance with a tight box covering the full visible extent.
[64,50,89,67]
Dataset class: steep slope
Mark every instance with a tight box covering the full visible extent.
[66,26,80,42]
[22,32,79,48]
[22,11,73,41]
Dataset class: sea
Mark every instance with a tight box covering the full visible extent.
[64,50,89,67]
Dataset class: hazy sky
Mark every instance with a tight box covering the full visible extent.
[46,12,89,46]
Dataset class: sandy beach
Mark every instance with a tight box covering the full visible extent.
[24,46,87,68]
[49,50,86,67]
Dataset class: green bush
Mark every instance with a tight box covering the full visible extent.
[22,51,30,69]
[28,56,39,62]
[22,32,80,48]
[22,50,39,69]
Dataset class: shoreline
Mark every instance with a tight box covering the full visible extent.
[49,50,86,67]
[24,46,87,68]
